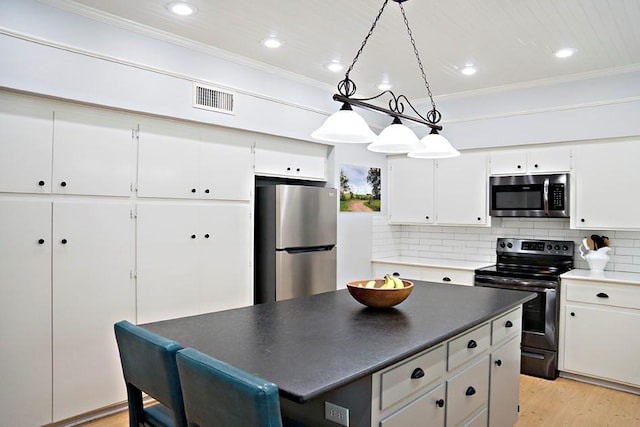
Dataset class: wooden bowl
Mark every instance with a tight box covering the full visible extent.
[346,279,414,308]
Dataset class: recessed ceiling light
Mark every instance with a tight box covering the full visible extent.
[554,48,577,58]
[326,61,344,73]
[167,2,196,16]
[262,37,282,49]
[460,65,477,76]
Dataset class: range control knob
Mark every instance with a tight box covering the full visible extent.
[554,245,560,250]
[547,244,552,250]
[507,242,513,248]
[562,245,569,251]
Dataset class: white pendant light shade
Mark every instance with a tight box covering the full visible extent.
[367,117,420,153]
[408,129,460,159]
[311,103,377,143]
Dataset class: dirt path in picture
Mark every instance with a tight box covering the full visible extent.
[347,200,373,212]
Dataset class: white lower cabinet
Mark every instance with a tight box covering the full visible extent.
[137,202,252,323]
[560,277,640,387]
[372,261,477,286]
[372,307,523,426]
[52,200,135,422]
[0,199,52,427]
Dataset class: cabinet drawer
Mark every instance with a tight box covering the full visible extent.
[379,384,445,427]
[446,356,489,427]
[448,324,490,371]
[565,282,640,310]
[491,307,522,345]
[422,268,474,286]
[378,345,445,411]
[372,263,424,281]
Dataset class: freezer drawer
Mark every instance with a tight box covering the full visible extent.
[275,247,337,301]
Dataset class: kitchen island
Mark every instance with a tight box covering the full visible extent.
[143,281,534,426]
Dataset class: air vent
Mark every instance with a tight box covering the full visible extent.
[193,83,234,114]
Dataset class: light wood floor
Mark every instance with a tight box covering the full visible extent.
[82,375,640,426]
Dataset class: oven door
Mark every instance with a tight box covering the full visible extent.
[474,276,558,350]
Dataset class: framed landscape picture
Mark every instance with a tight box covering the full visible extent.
[339,164,381,213]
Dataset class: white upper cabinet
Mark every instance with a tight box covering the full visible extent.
[490,146,571,175]
[436,152,489,226]
[137,121,253,200]
[0,95,135,197]
[388,157,435,224]
[388,153,489,227]
[572,140,640,230]
[254,139,328,181]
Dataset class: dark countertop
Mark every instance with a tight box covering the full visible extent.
[142,281,535,403]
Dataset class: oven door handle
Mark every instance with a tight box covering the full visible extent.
[475,277,554,293]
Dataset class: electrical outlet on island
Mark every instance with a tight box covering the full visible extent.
[325,401,349,426]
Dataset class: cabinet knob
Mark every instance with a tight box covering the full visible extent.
[442,277,451,282]
[477,217,481,221]
[435,399,445,408]
[495,359,503,367]
[596,292,609,298]
[296,168,300,172]
[425,215,429,220]
[38,238,45,244]
[465,386,476,396]
[534,164,539,168]
[191,188,196,193]
[570,312,576,317]
[61,239,67,244]
[517,165,522,169]
[286,167,291,171]
[60,181,67,187]
[505,320,513,328]
[410,367,425,379]
[392,272,400,277]
[38,180,45,186]
[581,218,585,223]
[204,188,210,194]
[191,234,196,239]
[467,340,477,349]
[204,234,210,239]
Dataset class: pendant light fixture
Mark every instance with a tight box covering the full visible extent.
[311,0,460,159]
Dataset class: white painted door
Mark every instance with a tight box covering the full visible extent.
[52,200,135,422]
[199,204,253,313]
[199,141,253,201]
[388,157,435,224]
[136,203,200,323]
[52,108,135,197]
[0,94,53,194]
[137,123,200,199]
[436,152,489,226]
[0,199,52,426]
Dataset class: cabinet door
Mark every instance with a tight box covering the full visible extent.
[0,200,52,426]
[489,151,527,175]
[436,152,488,226]
[199,141,253,201]
[52,109,135,197]
[199,204,253,313]
[137,124,200,199]
[564,304,640,386]
[291,152,327,180]
[380,384,445,427]
[136,203,200,323]
[388,157,435,224]
[254,147,293,177]
[0,95,53,193]
[573,141,640,229]
[446,356,489,427]
[489,336,521,427]
[527,146,571,173]
[52,201,135,422]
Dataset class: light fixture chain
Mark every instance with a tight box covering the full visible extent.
[345,0,390,79]
[399,2,437,114]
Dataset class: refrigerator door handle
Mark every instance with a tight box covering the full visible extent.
[281,245,336,254]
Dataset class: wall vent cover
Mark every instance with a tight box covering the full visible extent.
[193,83,234,114]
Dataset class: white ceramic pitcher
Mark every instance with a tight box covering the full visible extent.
[579,240,612,272]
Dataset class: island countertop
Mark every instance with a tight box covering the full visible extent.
[142,281,534,403]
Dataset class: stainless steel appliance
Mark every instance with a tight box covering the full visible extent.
[254,184,337,304]
[490,173,569,218]
[474,238,574,379]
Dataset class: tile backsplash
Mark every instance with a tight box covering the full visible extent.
[372,216,640,273]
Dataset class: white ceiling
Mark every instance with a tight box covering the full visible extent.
[50,0,640,100]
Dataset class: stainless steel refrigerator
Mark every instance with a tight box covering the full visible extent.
[254,184,337,303]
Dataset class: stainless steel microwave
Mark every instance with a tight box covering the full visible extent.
[489,173,569,218]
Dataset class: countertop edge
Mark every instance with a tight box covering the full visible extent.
[371,257,491,271]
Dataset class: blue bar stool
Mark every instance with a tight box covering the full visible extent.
[114,320,188,427]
